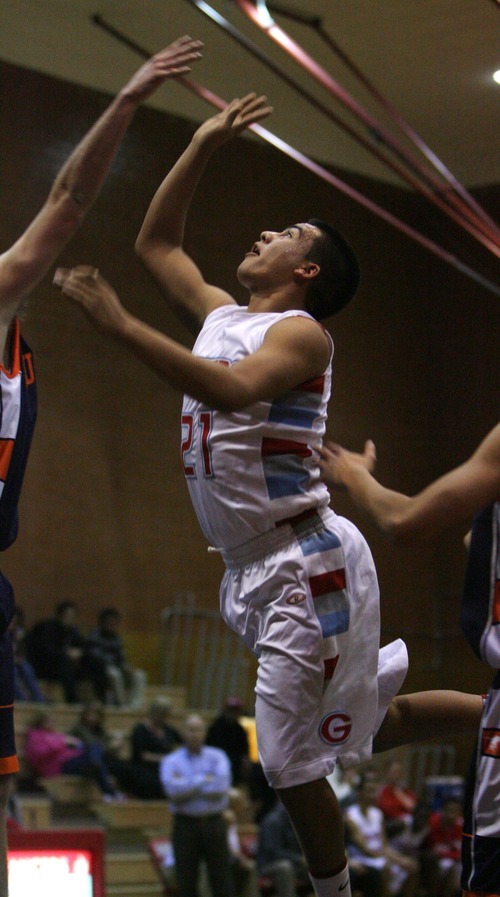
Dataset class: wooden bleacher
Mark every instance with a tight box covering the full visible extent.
[93,799,172,831]
[14,685,188,759]
[17,794,52,829]
[106,851,163,897]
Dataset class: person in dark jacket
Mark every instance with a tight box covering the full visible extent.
[129,696,183,798]
[26,601,85,703]
[206,696,250,786]
[81,607,145,706]
[257,802,309,897]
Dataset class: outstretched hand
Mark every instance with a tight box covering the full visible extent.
[53,266,129,336]
[194,93,273,149]
[319,439,377,490]
[121,35,203,103]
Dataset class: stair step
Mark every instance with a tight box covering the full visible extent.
[93,799,172,830]
[106,884,164,897]
[106,850,158,885]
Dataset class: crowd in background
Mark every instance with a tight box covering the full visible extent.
[12,676,464,897]
[11,602,145,707]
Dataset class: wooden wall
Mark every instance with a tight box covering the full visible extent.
[1,61,498,743]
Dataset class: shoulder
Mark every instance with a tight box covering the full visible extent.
[161,745,184,766]
[265,312,332,370]
[269,310,332,348]
[475,423,500,464]
[204,745,229,763]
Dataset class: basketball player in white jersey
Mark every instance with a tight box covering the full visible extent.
[0,36,202,897]
[54,95,482,897]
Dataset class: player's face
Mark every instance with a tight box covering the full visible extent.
[236,222,320,290]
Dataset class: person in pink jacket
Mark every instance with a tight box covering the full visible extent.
[24,710,117,795]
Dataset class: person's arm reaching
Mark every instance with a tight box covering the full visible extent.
[0,37,202,321]
[319,424,500,542]
[52,266,330,411]
[135,94,273,334]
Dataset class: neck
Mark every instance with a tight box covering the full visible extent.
[247,288,307,315]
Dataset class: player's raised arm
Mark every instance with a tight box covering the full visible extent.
[53,267,328,411]
[0,37,203,316]
[319,423,500,541]
[135,94,273,335]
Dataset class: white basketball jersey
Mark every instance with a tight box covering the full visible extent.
[181,305,333,549]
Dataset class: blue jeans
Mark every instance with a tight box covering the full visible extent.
[61,742,115,795]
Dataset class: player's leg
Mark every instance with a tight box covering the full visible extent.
[0,626,19,897]
[277,778,352,897]
[374,690,483,753]
[0,774,14,897]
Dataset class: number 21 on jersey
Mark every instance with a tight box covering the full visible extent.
[181,411,214,478]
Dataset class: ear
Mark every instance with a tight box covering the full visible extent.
[294,260,320,283]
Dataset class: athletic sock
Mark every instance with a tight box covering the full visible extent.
[309,862,351,896]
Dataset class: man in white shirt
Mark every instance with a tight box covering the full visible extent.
[160,713,233,897]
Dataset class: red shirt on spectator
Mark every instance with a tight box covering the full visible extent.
[426,805,463,862]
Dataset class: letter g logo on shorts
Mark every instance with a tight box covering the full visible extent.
[319,711,352,745]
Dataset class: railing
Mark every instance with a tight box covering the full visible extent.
[405,743,457,798]
[161,596,257,712]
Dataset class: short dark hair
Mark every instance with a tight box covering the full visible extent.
[304,219,360,320]
[56,600,77,617]
[98,607,120,625]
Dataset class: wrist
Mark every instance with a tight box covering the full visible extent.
[191,129,228,156]
[115,87,141,112]
[113,308,138,343]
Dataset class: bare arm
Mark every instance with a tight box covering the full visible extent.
[135,94,273,334]
[319,425,500,541]
[0,37,202,327]
[52,266,330,411]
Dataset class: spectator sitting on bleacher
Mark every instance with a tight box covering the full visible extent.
[376,758,423,894]
[424,797,463,897]
[81,607,146,707]
[327,764,360,810]
[390,801,441,897]
[10,608,45,703]
[24,710,120,797]
[378,759,418,831]
[129,696,183,799]
[71,701,126,758]
[256,800,310,897]
[71,701,158,799]
[344,768,418,897]
[25,601,85,703]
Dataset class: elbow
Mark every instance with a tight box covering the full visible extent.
[135,227,159,262]
[134,231,148,260]
[381,514,420,546]
[50,186,87,229]
[211,394,250,414]
[134,232,162,273]
[209,375,257,413]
